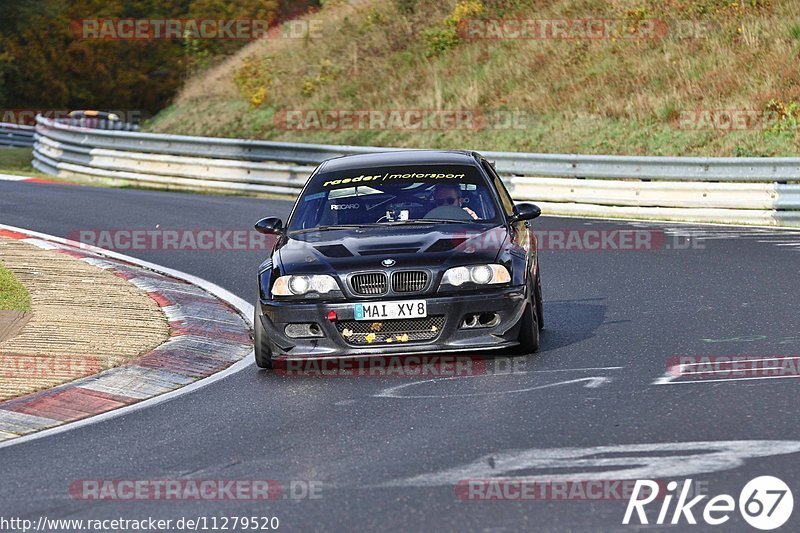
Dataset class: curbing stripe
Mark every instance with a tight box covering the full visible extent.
[0,174,29,182]
[0,224,255,448]
[129,277,213,299]
[0,410,59,434]
[0,249,250,422]
[167,322,252,345]
[4,388,137,423]
[0,229,30,240]
[137,348,233,377]
[79,365,196,399]
[21,238,60,249]
[0,173,72,185]
[147,292,175,308]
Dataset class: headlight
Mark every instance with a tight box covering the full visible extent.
[441,264,511,287]
[273,275,339,296]
[442,266,470,286]
[289,276,309,294]
[471,265,494,284]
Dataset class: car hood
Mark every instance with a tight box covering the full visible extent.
[275,224,509,275]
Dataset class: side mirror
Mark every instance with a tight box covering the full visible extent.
[254,217,284,235]
[510,203,541,222]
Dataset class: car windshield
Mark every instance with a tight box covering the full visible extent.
[287,164,502,232]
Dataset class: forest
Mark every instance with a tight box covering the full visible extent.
[0,0,319,121]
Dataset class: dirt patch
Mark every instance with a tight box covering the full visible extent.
[0,311,30,342]
[0,237,170,401]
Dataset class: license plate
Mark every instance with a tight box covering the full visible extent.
[354,300,427,321]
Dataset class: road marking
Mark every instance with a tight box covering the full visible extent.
[0,173,29,181]
[701,335,769,343]
[374,375,613,399]
[379,441,800,487]
[0,224,254,451]
[520,366,623,373]
[688,366,784,374]
[655,373,800,385]
[654,356,800,385]
[679,355,800,368]
[701,335,800,345]
[652,372,676,385]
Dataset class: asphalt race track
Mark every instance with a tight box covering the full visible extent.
[2,180,800,531]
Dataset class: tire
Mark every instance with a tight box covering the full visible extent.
[254,308,274,369]
[535,269,544,331]
[517,278,540,354]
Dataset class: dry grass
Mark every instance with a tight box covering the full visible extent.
[147,0,800,156]
[0,237,169,401]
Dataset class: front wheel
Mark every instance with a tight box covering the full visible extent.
[254,308,274,369]
[517,279,540,354]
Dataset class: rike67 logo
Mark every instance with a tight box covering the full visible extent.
[623,476,793,530]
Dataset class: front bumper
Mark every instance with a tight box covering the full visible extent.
[258,287,527,358]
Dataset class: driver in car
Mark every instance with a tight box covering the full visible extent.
[428,183,479,220]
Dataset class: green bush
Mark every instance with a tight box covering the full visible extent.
[422,0,485,57]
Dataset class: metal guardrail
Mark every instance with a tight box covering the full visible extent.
[32,115,800,226]
[0,123,35,148]
[2,115,136,148]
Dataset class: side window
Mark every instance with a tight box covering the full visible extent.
[482,160,514,217]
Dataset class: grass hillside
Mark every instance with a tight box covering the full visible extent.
[147,0,800,156]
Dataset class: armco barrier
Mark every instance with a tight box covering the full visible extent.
[32,115,800,226]
[0,123,35,148]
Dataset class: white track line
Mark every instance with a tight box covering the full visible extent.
[524,366,623,372]
[0,224,254,451]
[655,356,800,385]
[658,374,800,385]
[0,173,31,181]
[679,356,800,366]
[685,367,786,375]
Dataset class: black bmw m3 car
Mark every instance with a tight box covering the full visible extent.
[253,150,543,368]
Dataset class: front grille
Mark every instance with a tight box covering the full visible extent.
[337,316,445,345]
[350,273,388,296]
[392,271,428,293]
